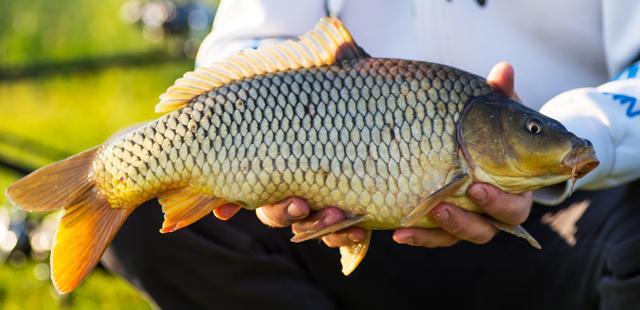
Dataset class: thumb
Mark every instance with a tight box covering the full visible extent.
[487,62,519,100]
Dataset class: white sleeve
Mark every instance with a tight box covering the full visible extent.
[195,0,327,68]
[602,0,640,76]
[534,75,640,205]
[533,0,640,205]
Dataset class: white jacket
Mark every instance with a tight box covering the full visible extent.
[196,0,640,205]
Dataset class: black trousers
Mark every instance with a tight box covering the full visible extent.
[102,183,640,310]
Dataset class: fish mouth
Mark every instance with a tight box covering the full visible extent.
[562,142,599,185]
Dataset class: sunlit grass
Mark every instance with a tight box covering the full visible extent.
[0,0,215,306]
[0,0,161,66]
[0,168,153,309]
[0,261,152,310]
[0,62,193,308]
[0,64,193,309]
[0,62,192,167]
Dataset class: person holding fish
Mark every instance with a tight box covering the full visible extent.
[6,0,640,309]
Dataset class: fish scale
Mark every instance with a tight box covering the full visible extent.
[92,58,491,228]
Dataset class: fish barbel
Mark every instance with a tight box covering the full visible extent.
[5,17,598,293]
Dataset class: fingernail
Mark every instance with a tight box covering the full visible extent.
[348,232,362,243]
[469,187,488,204]
[311,220,321,229]
[399,236,415,245]
[432,209,450,223]
[322,211,341,225]
[287,203,306,219]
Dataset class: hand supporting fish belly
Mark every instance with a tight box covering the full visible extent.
[4,17,598,293]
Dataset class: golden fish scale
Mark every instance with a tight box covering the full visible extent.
[92,58,491,229]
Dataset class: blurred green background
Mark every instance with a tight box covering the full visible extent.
[0,0,215,308]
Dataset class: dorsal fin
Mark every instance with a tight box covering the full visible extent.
[156,17,369,113]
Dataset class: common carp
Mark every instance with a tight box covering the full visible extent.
[5,17,598,293]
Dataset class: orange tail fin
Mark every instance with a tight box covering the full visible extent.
[5,147,134,294]
[52,191,132,293]
[5,147,99,212]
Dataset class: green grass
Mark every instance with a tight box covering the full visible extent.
[0,262,151,310]
[0,0,161,66]
[0,170,19,205]
[0,138,154,309]
[0,62,192,167]
[0,60,192,310]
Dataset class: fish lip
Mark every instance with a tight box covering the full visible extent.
[562,147,599,180]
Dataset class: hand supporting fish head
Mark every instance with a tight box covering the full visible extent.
[457,91,599,193]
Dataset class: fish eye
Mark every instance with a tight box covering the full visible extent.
[526,118,543,134]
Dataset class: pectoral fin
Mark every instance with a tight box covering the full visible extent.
[401,172,469,227]
[290,214,367,243]
[340,229,372,275]
[487,218,542,249]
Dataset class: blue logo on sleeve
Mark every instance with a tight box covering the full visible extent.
[602,92,640,117]
[612,62,639,81]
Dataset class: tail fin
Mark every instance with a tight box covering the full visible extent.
[52,191,132,293]
[5,147,99,211]
[5,147,134,293]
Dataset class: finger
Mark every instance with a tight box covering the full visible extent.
[255,197,309,228]
[392,228,459,248]
[486,61,514,96]
[291,207,345,234]
[468,183,532,225]
[429,203,497,244]
[321,227,367,248]
[486,61,521,101]
[213,204,241,220]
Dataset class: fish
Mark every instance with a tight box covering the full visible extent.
[4,17,599,293]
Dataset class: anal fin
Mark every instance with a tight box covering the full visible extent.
[157,188,227,233]
[401,172,469,227]
[340,229,372,275]
[487,218,542,249]
[290,214,367,243]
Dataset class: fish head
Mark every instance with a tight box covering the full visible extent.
[457,92,599,192]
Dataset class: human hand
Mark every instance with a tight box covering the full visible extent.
[306,62,534,249]
[212,197,310,227]
[393,62,533,247]
[279,180,533,249]
[212,197,366,245]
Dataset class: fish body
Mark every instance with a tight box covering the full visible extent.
[5,17,598,293]
[94,58,490,230]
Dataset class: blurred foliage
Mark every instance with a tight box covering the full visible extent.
[0,0,212,307]
[0,171,18,203]
[0,0,160,66]
[0,63,191,169]
[0,262,151,310]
